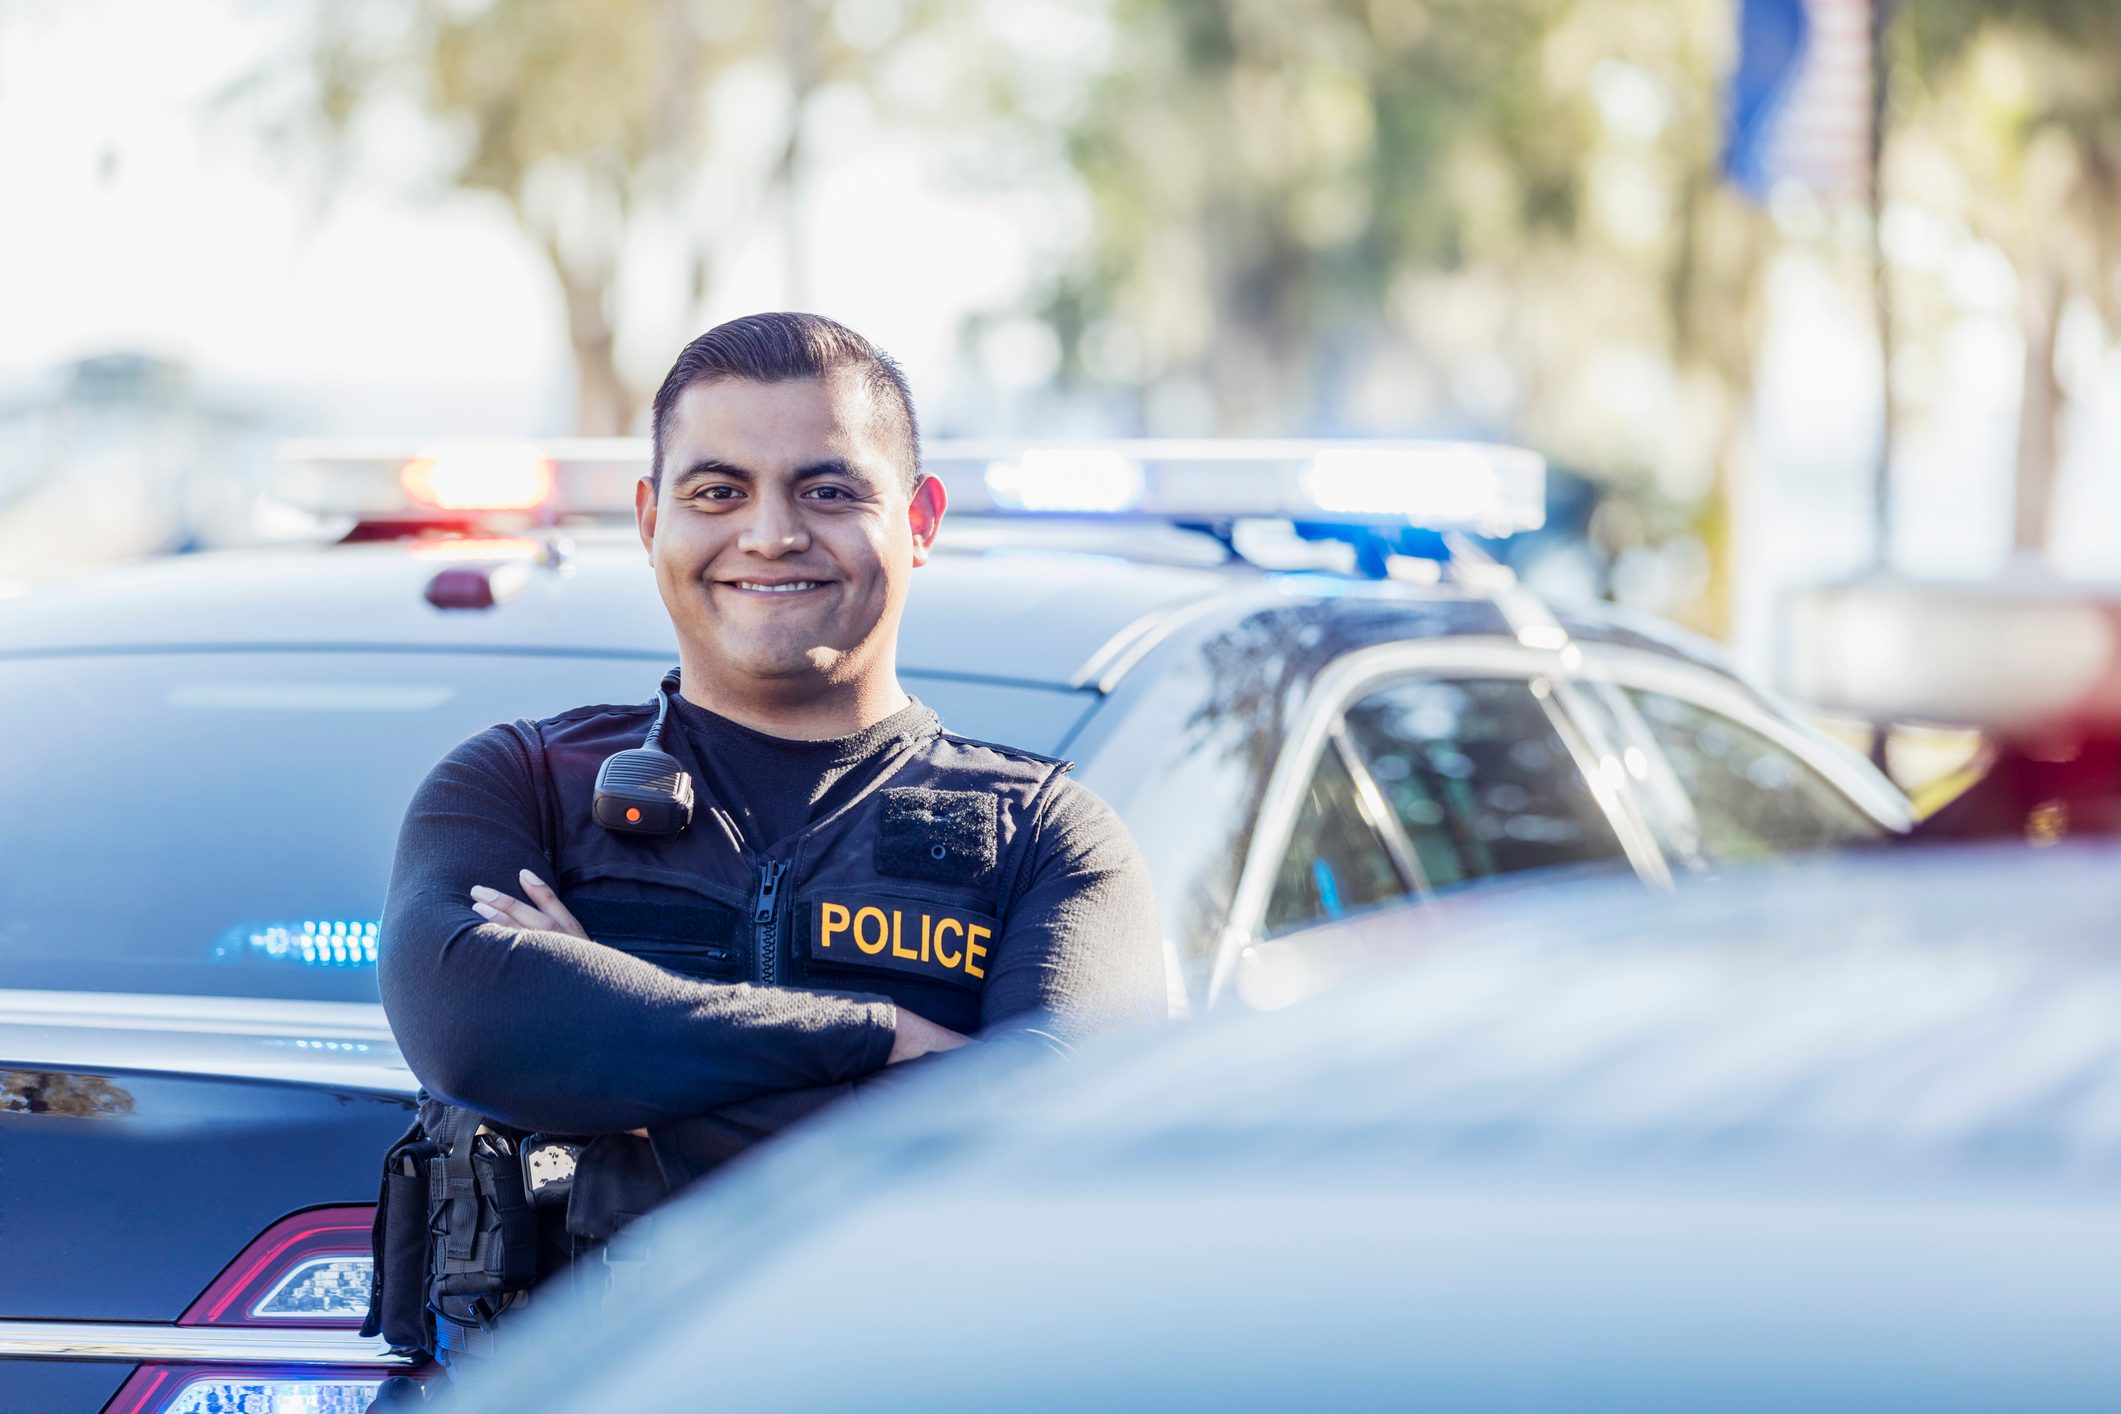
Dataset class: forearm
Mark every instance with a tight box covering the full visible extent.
[381,901,897,1132]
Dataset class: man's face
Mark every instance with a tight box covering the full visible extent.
[636,372,943,694]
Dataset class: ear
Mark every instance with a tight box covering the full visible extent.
[635,476,658,560]
[907,473,947,567]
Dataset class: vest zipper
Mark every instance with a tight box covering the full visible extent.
[752,859,789,985]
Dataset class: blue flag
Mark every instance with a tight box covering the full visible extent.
[1726,0,1811,199]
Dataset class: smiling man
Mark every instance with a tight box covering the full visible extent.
[372,313,1163,1369]
[645,328,943,740]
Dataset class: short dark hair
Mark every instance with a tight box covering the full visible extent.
[649,312,921,492]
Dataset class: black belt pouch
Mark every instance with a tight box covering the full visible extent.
[362,1117,440,1353]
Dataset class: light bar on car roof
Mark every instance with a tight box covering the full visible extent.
[933,439,1545,535]
[399,443,553,512]
[274,438,645,523]
[273,436,1544,535]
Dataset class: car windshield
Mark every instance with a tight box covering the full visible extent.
[0,652,1090,1003]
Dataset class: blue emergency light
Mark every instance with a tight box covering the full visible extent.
[214,919,381,969]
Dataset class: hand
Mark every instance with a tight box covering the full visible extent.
[887,1009,970,1065]
[469,870,588,940]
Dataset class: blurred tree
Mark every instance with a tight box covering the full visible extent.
[288,0,746,433]
[261,0,957,434]
[1012,0,1765,633]
[1031,0,1584,433]
[1893,1,2121,556]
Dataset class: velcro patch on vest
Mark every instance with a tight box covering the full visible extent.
[570,897,739,949]
[809,897,999,993]
[875,787,998,886]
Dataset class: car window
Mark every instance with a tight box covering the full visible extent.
[1340,676,1627,890]
[1623,689,1885,862]
[1262,746,1408,935]
[0,653,1086,1002]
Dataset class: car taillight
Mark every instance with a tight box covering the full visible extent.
[101,1207,432,1413]
[180,1207,376,1329]
[103,1364,396,1414]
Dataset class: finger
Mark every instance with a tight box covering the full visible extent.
[486,895,556,931]
[470,886,554,932]
[518,870,588,939]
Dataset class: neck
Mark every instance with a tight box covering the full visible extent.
[675,652,911,741]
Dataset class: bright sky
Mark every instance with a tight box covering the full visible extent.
[0,0,1045,433]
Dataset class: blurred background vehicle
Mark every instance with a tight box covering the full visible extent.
[1787,573,2121,843]
[448,843,2121,1413]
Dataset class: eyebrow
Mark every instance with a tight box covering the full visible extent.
[667,456,875,491]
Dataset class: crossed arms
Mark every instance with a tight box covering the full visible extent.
[379,724,1163,1139]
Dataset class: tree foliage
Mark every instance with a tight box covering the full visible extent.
[1893,0,2121,552]
[1027,0,1763,629]
[294,0,749,431]
[1044,0,1587,432]
[281,0,956,433]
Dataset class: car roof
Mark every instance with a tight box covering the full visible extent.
[0,530,1257,689]
[0,525,1730,686]
[456,845,2121,1412]
[0,523,1742,693]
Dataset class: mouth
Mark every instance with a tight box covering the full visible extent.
[718,578,832,597]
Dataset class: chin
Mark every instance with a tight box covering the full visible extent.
[721,644,838,683]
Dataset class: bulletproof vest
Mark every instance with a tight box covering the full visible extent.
[508,699,1071,1034]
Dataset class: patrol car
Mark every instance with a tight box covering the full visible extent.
[0,439,1908,1411]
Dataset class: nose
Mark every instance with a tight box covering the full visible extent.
[735,490,811,560]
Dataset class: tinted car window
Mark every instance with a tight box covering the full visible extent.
[1262,746,1408,935]
[1624,689,1883,862]
[1341,677,1625,890]
[0,653,1085,1001]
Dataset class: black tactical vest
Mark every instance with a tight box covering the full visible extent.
[506,699,1072,1034]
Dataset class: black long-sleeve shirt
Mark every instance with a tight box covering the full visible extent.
[378,697,1164,1156]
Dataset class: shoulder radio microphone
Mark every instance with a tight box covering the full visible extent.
[592,668,695,836]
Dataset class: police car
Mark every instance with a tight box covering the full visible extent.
[0,439,1908,1411]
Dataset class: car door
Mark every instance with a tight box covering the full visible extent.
[1571,646,1913,870]
[1212,640,1665,1004]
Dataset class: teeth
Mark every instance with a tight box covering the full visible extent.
[734,581,821,593]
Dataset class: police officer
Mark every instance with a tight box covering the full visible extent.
[373,312,1164,1371]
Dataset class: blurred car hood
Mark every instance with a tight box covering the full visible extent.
[457,844,2121,1412]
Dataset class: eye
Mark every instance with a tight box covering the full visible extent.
[685,484,743,503]
[803,485,855,502]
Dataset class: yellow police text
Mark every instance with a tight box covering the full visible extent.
[817,901,990,980]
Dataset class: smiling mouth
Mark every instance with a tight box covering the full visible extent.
[722,579,830,595]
